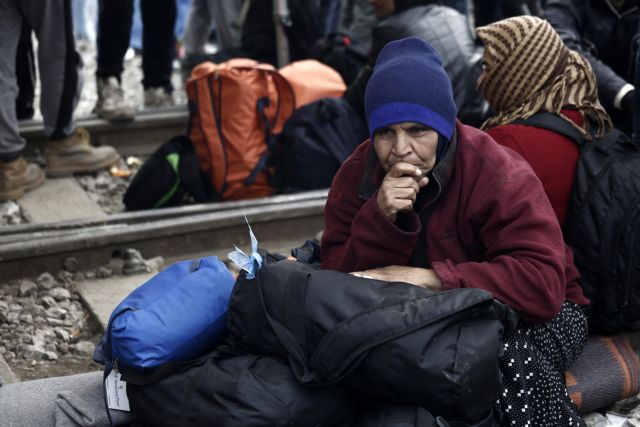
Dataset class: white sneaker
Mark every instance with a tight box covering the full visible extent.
[95,77,136,122]
[144,87,175,108]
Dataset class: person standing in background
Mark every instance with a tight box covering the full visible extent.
[0,0,120,201]
[94,0,177,122]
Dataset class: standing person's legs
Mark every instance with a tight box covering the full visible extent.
[22,0,120,177]
[0,0,44,201]
[208,0,243,51]
[94,0,135,122]
[15,19,36,121]
[183,0,213,57]
[96,0,133,81]
[0,0,25,161]
[140,0,176,100]
[72,0,88,40]
[21,0,81,140]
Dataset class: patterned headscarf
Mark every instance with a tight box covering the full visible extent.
[476,16,612,138]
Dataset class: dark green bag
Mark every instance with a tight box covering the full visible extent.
[123,135,213,211]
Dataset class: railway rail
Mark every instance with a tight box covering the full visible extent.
[20,106,189,157]
[6,108,327,281]
[0,190,327,281]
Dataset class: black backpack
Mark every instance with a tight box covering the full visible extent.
[308,33,369,86]
[277,97,368,192]
[227,259,516,424]
[125,347,358,427]
[123,135,213,211]
[514,112,640,333]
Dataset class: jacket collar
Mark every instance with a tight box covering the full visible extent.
[358,126,458,211]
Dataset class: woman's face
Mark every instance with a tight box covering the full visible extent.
[368,0,396,17]
[373,122,439,173]
[476,47,491,91]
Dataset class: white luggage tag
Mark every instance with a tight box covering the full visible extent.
[228,215,263,279]
[105,368,130,412]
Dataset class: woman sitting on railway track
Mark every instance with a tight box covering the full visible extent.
[320,36,589,426]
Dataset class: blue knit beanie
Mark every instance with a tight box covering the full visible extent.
[364,37,457,141]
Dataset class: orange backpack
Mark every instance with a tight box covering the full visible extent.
[186,59,296,200]
[186,59,345,201]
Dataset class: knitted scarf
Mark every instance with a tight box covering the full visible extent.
[476,16,612,138]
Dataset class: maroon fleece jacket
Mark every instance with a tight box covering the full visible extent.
[321,122,588,324]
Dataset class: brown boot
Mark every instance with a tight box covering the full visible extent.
[0,157,45,201]
[45,127,120,177]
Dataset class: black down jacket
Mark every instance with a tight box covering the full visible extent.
[227,260,518,424]
[545,0,640,112]
[370,4,488,127]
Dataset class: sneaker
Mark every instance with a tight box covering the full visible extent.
[144,87,174,108]
[0,157,45,201]
[45,128,120,177]
[95,76,135,122]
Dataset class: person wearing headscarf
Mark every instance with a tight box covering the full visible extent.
[322,36,588,426]
[477,15,613,225]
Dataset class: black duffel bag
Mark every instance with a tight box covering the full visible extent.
[227,260,518,423]
[126,347,358,427]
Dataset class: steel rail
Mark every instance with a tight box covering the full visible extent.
[0,196,326,280]
[20,106,189,157]
[0,190,328,241]
[12,109,329,281]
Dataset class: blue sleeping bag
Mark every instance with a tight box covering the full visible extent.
[94,256,235,371]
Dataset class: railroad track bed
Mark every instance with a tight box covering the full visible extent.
[0,190,327,382]
[1,112,327,382]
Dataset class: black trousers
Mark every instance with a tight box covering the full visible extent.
[96,0,176,91]
[15,19,35,121]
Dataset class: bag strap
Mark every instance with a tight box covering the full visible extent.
[253,262,316,382]
[209,73,228,198]
[244,70,295,188]
[244,97,273,187]
[512,112,588,148]
[284,270,309,361]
